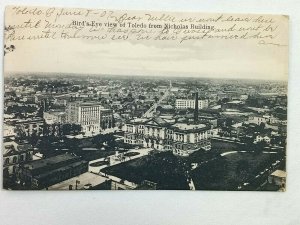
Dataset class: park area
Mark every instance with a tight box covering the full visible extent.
[33,133,133,161]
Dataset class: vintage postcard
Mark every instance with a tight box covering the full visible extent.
[3,5,288,190]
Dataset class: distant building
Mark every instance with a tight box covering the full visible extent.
[43,110,66,124]
[19,154,88,189]
[240,94,248,100]
[198,116,218,128]
[9,118,44,137]
[222,100,244,110]
[175,99,209,110]
[66,101,114,134]
[53,96,70,106]
[248,115,286,126]
[248,116,269,125]
[124,117,211,156]
[254,134,271,144]
[3,124,16,138]
[98,91,110,98]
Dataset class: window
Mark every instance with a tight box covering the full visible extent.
[4,158,9,165]
[12,166,17,173]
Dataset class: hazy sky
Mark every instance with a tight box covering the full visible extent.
[4,7,288,81]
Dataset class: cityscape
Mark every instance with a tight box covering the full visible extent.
[3,73,287,191]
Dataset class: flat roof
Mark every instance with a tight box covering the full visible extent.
[171,123,209,133]
[14,118,44,124]
[172,123,206,130]
[35,161,87,179]
[227,100,244,104]
[79,102,103,107]
[23,154,79,170]
[47,172,109,190]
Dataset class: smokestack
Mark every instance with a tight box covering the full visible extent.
[194,92,199,123]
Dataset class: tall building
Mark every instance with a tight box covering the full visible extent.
[66,101,113,134]
[175,99,209,109]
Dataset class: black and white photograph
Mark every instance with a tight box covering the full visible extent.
[3,5,288,191]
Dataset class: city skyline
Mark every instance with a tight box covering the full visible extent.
[4,71,288,82]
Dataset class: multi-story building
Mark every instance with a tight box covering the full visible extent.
[248,115,286,126]
[7,118,44,137]
[175,99,209,110]
[124,117,212,156]
[3,124,16,138]
[3,141,33,177]
[66,101,113,134]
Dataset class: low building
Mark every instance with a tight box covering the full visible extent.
[254,134,271,144]
[240,94,248,100]
[248,116,269,125]
[268,170,286,189]
[9,118,44,137]
[19,154,88,189]
[3,124,16,138]
[43,110,66,124]
[222,100,244,110]
[198,115,218,128]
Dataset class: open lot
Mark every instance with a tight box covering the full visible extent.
[101,151,190,190]
[191,152,284,190]
[211,138,243,154]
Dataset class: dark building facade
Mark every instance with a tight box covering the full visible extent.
[19,154,88,189]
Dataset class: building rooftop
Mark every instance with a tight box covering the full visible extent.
[8,117,44,124]
[23,154,80,170]
[79,102,103,107]
[172,123,207,132]
[4,141,33,156]
[44,110,66,116]
[34,161,87,179]
[227,100,244,104]
[47,172,109,190]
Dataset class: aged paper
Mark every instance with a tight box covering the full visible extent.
[3,6,288,190]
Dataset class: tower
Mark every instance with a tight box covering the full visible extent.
[194,92,199,123]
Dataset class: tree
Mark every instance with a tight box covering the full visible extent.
[236,159,250,182]
[258,122,266,132]
[138,95,146,100]
[28,131,39,146]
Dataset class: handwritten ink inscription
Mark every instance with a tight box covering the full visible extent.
[4,6,288,46]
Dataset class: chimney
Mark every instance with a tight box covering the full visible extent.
[194,92,199,123]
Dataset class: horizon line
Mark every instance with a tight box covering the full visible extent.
[4,71,288,82]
